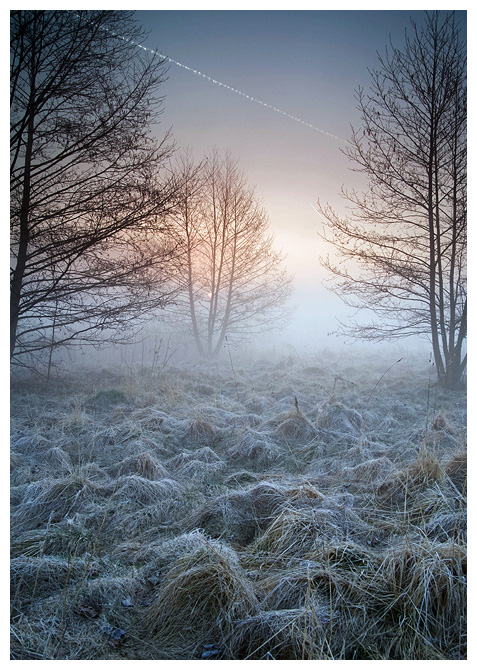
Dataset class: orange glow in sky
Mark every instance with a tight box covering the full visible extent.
[133,8,467,346]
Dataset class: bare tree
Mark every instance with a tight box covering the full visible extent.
[10,10,183,368]
[318,11,466,388]
[167,150,293,357]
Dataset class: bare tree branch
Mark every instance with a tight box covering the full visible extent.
[317,11,466,388]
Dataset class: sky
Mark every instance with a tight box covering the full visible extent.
[4,4,468,357]
[129,7,467,351]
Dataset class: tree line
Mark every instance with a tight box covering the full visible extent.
[11,10,466,387]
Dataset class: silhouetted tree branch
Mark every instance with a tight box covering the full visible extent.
[10,10,183,367]
[166,150,293,357]
[318,11,466,388]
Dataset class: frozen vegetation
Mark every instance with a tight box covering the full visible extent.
[10,348,466,659]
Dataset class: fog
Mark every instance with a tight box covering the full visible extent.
[10,9,464,379]
[48,303,432,376]
[10,10,467,662]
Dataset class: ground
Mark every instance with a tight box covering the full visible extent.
[10,347,467,660]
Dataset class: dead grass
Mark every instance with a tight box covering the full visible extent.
[269,410,318,444]
[379,541,466,657]
[10,351,466,660]
[11,473,102,530]
[186,481,288,545]
[377,449,446,507]
[107,451,169,480]
[144,534,259,654]
[184,417,219,445]
[443,450,467,493]
[252,506,345,557]
[317,400,364,433]
[113,475,182,505]
[226,429,284,468]
[344,456,395,484]
[223,607,335,659]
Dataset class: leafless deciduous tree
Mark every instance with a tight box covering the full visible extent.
[318,11,466,388]
[10,10,182,369]
[167,150,293,357]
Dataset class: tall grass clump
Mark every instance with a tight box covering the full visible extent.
[379,541,466,658]
[186,481,288,545]
[223,607,335,659]
[144,534,259,657]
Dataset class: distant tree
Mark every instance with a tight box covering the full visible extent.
[318,11,466,388]
[168,150,293,357]
[10,10,182,368]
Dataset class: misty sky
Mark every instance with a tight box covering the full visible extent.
[4,5,469,358]
[128,10,466,347]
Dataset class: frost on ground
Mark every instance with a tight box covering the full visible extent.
[10,349,467,660]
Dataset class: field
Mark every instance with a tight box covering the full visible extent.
[10,347,467,660]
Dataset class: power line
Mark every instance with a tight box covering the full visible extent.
[114,32,345,142]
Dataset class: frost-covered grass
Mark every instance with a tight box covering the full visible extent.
[10,349,466,659]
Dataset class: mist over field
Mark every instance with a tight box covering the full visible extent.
[10,8,466,662]
[11,338,467,660]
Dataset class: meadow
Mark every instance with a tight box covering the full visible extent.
[10,347,467,660]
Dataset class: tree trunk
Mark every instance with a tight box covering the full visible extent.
[10,64,36,360]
